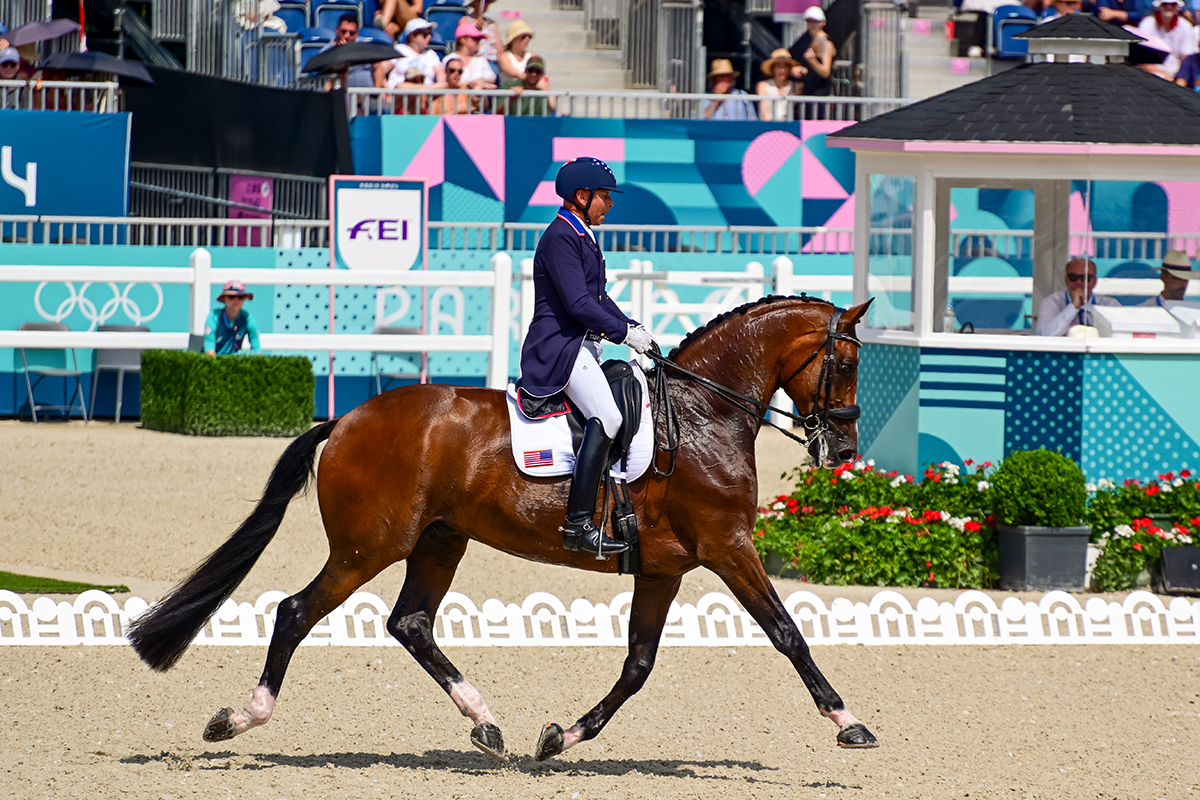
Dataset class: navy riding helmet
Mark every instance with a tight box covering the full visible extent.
[555,158,623,212]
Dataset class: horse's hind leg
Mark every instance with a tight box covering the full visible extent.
[535,573,682,761]
[706,543,878,748]
[386,527,506,760]
[202,563,374,742]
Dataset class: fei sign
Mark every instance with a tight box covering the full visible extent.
[330,176,427,271]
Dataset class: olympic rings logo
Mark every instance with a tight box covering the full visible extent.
[34,282,165,330]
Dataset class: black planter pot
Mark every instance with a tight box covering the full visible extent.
[996,524,1090,591]
[1155,545,1200,596]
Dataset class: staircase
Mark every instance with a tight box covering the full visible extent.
[494,0,636,91]
[903,0,1019,99]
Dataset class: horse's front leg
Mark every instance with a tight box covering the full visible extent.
[705,541,878,748]
[535,573,682,761]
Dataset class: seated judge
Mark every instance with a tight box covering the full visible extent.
[1141,249,1195,306]
[1035,257,1120,336]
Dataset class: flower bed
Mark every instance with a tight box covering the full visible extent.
[756,459,1199,592]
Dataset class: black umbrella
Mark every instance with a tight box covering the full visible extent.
[303,40,398,75]
[3,19,78,47]
[43,51,154,85]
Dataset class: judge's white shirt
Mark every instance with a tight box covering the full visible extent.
[1035,291,1121,336]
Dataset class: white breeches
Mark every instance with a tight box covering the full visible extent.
[564,340,622,439]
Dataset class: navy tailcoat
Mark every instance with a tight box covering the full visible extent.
[518,208,636,397]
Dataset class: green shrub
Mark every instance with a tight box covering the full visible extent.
[140,351,315,437]
[990,449,1085,528]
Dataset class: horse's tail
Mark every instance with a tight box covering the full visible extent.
[127,418,341,672]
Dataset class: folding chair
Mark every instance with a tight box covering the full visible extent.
[313,0,361,30]
[993,5,1037,59]
[275,0,310,32]
[299,26,336,71]
[88,324,151,423]
[371,325,424,396]
[425,3,469,50]
[17,322,87,423]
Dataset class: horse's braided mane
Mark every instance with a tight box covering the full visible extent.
[667,293,834,359]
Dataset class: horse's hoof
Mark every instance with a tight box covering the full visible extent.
[836,722,879,748]
[202,707,238,743]
[470,722,507,762]
[534,722,564,762]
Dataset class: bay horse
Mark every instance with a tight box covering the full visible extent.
[127,295,878,761]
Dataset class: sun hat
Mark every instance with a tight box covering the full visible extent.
[504,19,534,46]
[401,18,436,41]
[707,58,740,78]
[1153,0,1182,6]
[455,18,486,40]
[0,47,19,65]
[1158,249,1197,279]
[803,6,827,22]
[218,280,254,301]
[761,47,800,75]
[404,65,426,81]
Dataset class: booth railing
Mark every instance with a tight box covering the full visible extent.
[0,80,120,113]
[344,88,912,120]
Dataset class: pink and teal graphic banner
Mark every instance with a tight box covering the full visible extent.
[349,116,857,231]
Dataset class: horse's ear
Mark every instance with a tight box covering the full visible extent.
[841,298,873,329]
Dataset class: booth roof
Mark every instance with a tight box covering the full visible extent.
[1013,13,1144,40]
[830,62,1200,145]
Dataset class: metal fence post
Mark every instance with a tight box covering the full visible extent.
[489,252,513,389]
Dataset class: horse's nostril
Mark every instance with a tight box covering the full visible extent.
[838,449,856,463]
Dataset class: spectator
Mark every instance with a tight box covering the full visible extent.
[704,59,754,120]
[1138,0,1197,76]
[1095,0,1142,25]
[394,66,430,114]
[381,18,444,87]
[236,0,287,32]
[1141,249,1195,305]
[499,20,536,83]
[1041,0,1083,21]
[499,55,554,115]
[449,18,497,89]
[323,14,376,89]
[792,7,836,98]
[1176,50,1200,86]
[756,48,799,122]
[432,56,478,114]
[959,0,1012,57]
[0,47,21,82]
[204,280,262,355]
[375,0,423,41]
[1035,258,1120,336]
[468,0,501,81]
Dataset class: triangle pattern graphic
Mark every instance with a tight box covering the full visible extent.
[445,116,506,202]
[444,125,498,201]
[400,118,444,187]
[802,144,849,200]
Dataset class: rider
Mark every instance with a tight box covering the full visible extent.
[519,157,655,556]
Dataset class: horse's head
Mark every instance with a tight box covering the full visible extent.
[778,299,871,467]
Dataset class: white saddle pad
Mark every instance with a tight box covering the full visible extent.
[506,361,654,481]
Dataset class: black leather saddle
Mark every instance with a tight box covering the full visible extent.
[515,360,643,467]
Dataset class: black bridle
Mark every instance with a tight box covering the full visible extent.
[642,307,863,475]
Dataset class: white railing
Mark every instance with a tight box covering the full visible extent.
[950,229,1200,262]
[0,216,330,248]
[345,87,913,120]
[0,249,513,403]
[0,80,119,113]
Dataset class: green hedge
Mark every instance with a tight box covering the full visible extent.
[140,350,315,437]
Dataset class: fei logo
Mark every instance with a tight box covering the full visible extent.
[1,145,37,207]
[334,183,424,271]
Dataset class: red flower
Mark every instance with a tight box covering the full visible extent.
[831,478,838,485]
[905,475,914,483]
[1182,470,1192,478]
[964,459,974,466]
[756,530,765,538]
[928,571,935,581]
[982,462,993,468]
[1133,542,1143,551]
[932,475,941,482]
[986,514,995,525]
[1146,485,1161,497]
[802,506,814,514]
[923,509,942,523]
[964,520,981,532]
[926,561,932,567]
[838,505,849,514]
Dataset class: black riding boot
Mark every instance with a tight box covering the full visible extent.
[561,417,629,556]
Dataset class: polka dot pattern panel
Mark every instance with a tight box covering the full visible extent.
[858,343,919,453]
[1082,355,1200,480]
[1004,352,1081,462]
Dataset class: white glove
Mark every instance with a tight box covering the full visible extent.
[623,324,654,354]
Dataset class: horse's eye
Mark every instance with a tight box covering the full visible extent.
[839,361,858,376]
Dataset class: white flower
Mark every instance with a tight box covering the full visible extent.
[1098,478,1116,490]
[1180,534,1194,544]
[1114,524,1135,538]
[977,480,990,492]
[772,501,785,511]
[1161,482,1173,493]
[854,460,866,471]
[867,459,876,467]
[890,476,905,488]
[1173,478,1184,487]
[1085,483,1097,493]
[947,515,970,532]
[940,511,952,523]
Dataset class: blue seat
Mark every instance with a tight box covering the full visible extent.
[299,26,335,71]
[426,5,468,49]
[313,0,362,30]
[275,1,309,33]
[357,25,394,43]
[993,4,1037,58]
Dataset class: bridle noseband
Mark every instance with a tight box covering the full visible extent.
[643,306,863,473]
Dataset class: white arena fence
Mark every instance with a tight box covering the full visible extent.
[0,80,119,113]
[3,589,1199,647]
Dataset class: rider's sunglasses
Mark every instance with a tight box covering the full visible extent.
[447,67,463,74]
[1066,273,1096,283]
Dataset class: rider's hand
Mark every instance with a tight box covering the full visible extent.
[623,324,654,354]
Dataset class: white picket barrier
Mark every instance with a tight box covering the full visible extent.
[2,589,1197,647]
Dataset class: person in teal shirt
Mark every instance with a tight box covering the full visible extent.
[204,279,261,355]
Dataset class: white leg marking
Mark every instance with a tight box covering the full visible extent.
[561,725,583,751]
[230,684,275,735]
[448,680,497,726]
[822,707,860,728]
